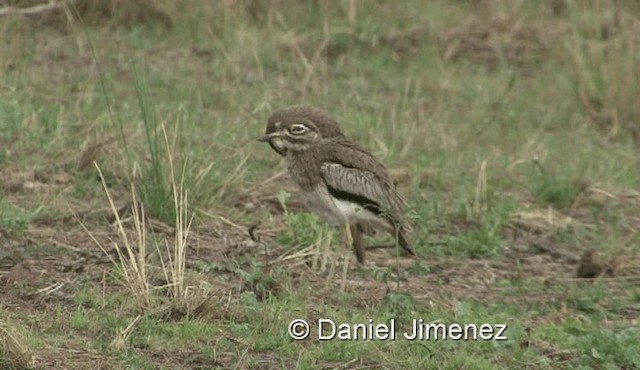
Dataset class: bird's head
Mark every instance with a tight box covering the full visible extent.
[258,106,345,155]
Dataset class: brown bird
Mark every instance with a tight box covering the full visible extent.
[263,106,369,260]
[258,106,415,264]
[576,250,615,279]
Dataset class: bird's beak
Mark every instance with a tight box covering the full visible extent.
[257,132,280,143]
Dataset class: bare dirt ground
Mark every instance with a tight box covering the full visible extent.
[2,169,639,368]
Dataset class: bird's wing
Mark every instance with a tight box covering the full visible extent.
[319,140,408,222]
[320,162,408,223]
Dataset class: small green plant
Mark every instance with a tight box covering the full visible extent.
[443,198,509,258]
[448,224,504,258]
[133,69,175,225]
[70,308,91,330]
[531,176,585,209]
[381,290,417,316]
[238,265,284,302]
[528,160,586,209]
[277,211,328,248]
[0,201,40,239]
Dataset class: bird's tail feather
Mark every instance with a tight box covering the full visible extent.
[396,227,416,256]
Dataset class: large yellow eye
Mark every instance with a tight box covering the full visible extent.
[289,124,308,135]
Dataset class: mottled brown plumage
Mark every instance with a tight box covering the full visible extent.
[258,106,415,263]
[576,250,615,279]
[263,106,378,254]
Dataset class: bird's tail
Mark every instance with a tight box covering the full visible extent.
[396,226,416,256]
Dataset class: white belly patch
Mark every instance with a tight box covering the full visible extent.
[300,186,387,228]
[333,199,382,224]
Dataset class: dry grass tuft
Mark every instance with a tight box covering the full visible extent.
[77,124,213,346]
[0,319,35,369]
[109,314,142,351]
[157,125,213,318]
[83,167,151,311]
[567,7,640,143]
[510,206,579,233]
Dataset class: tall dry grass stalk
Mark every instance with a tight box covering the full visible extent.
[83,165,151,311]
[158,124,194,303]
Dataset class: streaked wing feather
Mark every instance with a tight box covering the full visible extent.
[320,162,405,221]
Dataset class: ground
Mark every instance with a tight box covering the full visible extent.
[1,1,640,369]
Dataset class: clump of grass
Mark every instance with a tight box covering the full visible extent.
[441,161,511,258]
[565,2,640,141]
[574,327,640,369]
[0,319,35,369]
[279,212,328,248]
[380,290,417,318]
[85,123,209,321]
[276,190,331,258]
[447,219,505,258]
[239,265,288,302]
[123,69,240,227]
[85,166,151,311]
[82,147,206,348]
[531,176,586,210]
[133,70,176,225]
[109,314,142,351]
[157,126,212,317]
[0,202,32,239]
[528,159,586,210]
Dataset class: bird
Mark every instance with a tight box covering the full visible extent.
[258,106,416,265]
[263,106,370,260]
[576,250,615,279]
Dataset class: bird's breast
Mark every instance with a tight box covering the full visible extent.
[284,152,322,191]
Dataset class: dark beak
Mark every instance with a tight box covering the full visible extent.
[257,132,279,142]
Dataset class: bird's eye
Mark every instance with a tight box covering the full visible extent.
[289,124,308,135]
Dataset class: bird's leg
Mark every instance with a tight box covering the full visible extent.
[318,228,332,274]
[344,222,354,248]
[340,223,353,291]
[350,223,365,264]
[341,255,349,291]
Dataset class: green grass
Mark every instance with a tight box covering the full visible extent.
[1,0,640,368]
